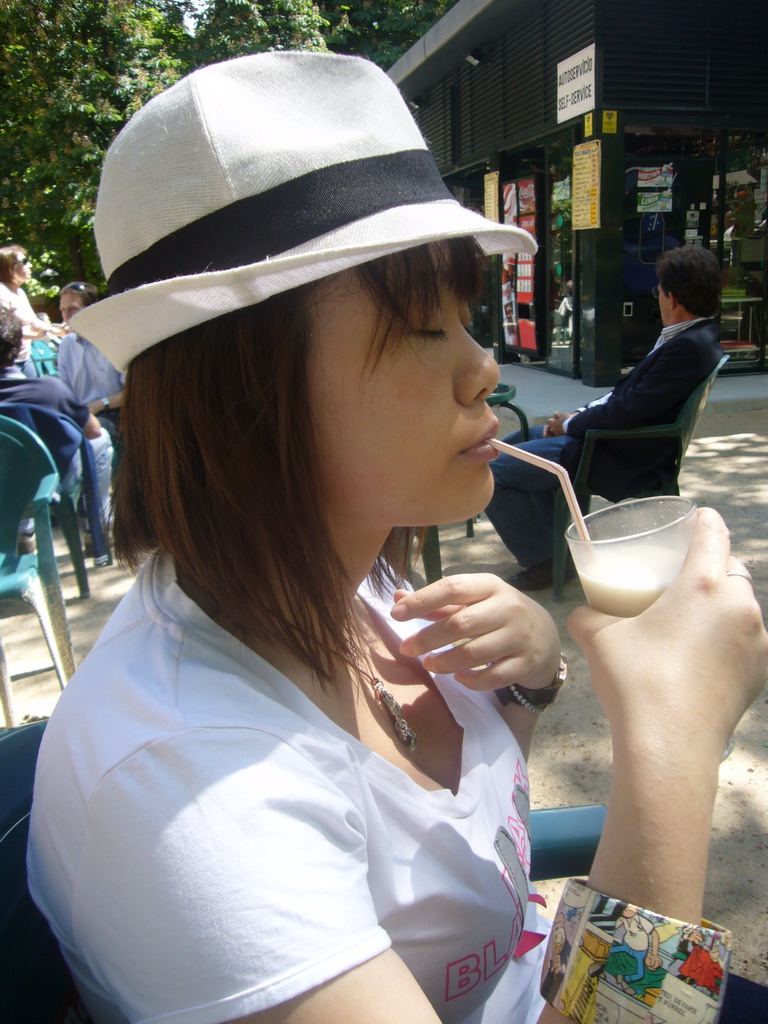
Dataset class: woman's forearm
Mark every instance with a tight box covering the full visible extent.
[587,736,719,922]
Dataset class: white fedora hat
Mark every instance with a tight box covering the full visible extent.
[74,51,536,370]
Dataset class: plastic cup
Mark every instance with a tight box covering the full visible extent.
[565,496,697,617]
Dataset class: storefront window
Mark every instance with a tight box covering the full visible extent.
[547,138,574,373]
[622,128,766,370]
[500,174,539,361]
[622,129,717,363]
[717,132,767,365]
[497,137,574,373]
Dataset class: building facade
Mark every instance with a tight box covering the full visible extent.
[389,0,768,385]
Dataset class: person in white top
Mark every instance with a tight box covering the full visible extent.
[28,53,767,1024]
[0,244,67,373]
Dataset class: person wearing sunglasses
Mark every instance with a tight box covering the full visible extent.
[0,245,67,375]
[58,282,124,445]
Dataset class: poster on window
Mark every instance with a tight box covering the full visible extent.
[516,213,536,304]
[637,190,673,213]
[501,183,519,349]
[636,164,674,189]
[501,178,538,352]
[514,178,536,308]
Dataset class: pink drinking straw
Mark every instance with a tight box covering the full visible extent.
[488,438,591,541]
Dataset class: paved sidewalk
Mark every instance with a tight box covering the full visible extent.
[497,361,768,426]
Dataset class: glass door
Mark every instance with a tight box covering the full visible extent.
[547,137,575,373]
[716,131,767,369]
[499,136,575,373]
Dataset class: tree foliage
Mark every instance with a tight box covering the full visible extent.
[0,0,455,296]
[187,1,326,68]
[0,0,187,294]
[321,1,453,68]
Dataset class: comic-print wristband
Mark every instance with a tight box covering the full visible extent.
[541,879,731,1023]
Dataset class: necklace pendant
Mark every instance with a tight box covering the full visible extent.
[394,717,418,752]
[371,679,417,752]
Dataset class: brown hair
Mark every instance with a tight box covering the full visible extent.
[114,238,485,685]
[0,307,23,365]
[60,281,99,307]
[656,246,722,317]
[0,245,26,287]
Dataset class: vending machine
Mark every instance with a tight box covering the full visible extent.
[501,177,542,360]
[621,157,714,362]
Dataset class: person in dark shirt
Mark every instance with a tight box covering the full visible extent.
[0,307,113,548]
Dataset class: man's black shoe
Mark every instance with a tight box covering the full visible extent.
[508,559,576,592]
[508,560,554,591]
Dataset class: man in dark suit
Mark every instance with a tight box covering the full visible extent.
[486,245,723,591]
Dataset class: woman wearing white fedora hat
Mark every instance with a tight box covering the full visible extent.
[28,52,767,1024]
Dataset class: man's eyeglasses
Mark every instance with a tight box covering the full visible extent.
[62,282,88,291]
[651,285,662,299]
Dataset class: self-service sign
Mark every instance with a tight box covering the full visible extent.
[556,44,596,124]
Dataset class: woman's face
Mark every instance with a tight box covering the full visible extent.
[12,252,31,287]
[309,269,500,549]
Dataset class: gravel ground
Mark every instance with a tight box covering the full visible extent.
[4,407,767,983]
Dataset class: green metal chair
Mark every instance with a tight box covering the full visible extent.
[551,354,729,601]
[420,383,530,584]
[0,407,110,597]
[0,419,76,726]
[529,803,606,881]
[29,337,58,377]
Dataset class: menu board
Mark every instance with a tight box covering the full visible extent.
[572,140,601,230]
[483,171,500,221]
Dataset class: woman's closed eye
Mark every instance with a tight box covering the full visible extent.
[416,327,449,341]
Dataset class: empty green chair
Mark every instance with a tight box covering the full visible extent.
[0,416,76,726]
[0,403,115,596]
[29,337,58,377]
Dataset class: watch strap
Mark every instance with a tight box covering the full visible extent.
[496,656,567,712]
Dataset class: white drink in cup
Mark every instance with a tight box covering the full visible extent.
[565,496,697,617]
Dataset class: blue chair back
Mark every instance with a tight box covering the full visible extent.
[0,723,80,1021]
[0,418,58,556]
[0,404,109,565]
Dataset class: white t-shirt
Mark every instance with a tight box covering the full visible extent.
[0,281,36,361]
[28,554,548,1024]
